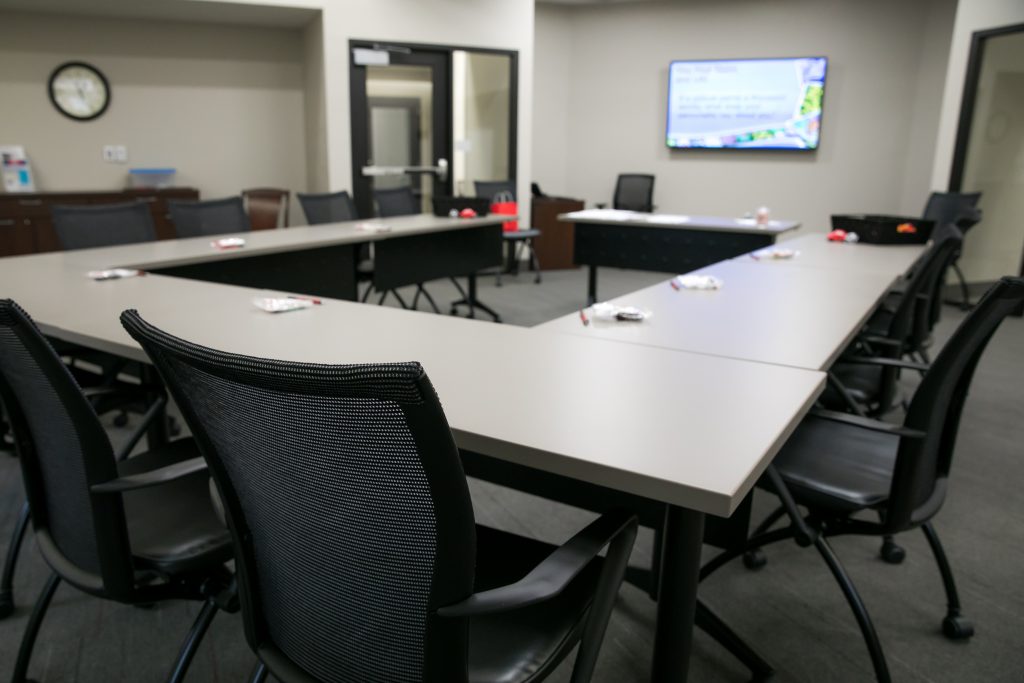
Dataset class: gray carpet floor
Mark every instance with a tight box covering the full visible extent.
[1,266,1022,682]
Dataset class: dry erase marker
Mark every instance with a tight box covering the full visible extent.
[670,278,681,290]
[579,309,589,326]
[287,295,322,305]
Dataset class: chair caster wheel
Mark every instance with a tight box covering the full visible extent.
[0,590,14,619]
[880,540,906,564]
[942,615,974,640]
[742,549,767,570]
[113,412,129,428]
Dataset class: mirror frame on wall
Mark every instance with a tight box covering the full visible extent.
[349,39,519,218]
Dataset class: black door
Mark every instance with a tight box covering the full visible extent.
[350,43,452,219]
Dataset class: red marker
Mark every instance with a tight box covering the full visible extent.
[579,309,590,326]
[670,279,681,290]
[287,295,322,305]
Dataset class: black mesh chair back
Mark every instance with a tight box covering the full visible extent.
[374,186,420,218]
[908,224,964,350]
[923,192,982,232]
[121,310,479,682]
[51,202,156,251]
[885,230,962,348]
[169,196,251,238]
[888,277,1024,529]
[297,190,358,225]
[474,180,516,202]
[0,300,134,597]
[613,174,655,212]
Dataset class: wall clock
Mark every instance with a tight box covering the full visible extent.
[48,61,111,122]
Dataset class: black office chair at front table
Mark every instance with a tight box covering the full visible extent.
[169,196,251,238]
[702,276,1024,682]
[297,190,358,225]
[922,191,983,310]
[52,201,157,250]
[373,186,446,313]
[474,180,543,286]
[122,309,638,683]
[613,174,655,213]
[0,299,236,683]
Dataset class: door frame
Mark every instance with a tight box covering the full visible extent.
[948,22,1024,191]
[349,39,519,217]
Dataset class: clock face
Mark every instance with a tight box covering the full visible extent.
[48,62,110,121]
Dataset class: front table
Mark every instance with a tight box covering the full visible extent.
[562,209,799,304]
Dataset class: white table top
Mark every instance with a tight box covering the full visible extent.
[0,218,826,518]
[537,237,926,371]
[736,233,926,276]
[1,213,509,272]
[559,208,799,235]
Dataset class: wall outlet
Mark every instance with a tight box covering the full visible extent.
[102,145,128,163]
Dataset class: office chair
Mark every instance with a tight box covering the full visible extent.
[49,200,161,426]
[703,276,1024,682]
[0,299,235,683]
[922,192,983,310]
[613,174,655,213]
[121,308,638,683]
[372,186,446,313]
[296,189,373,297]
[51,201,157,250]
[822,230,963,417]
[169,196,251,238]
[297,190,358,225]
[475,180,543,286]
[242,188,290,230]
[374,185,421,217]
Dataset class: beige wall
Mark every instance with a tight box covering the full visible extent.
[303,14,329,197]
[532,4,573,196]
[532,0,956,234]
[930,0,1024,190]
[0,11,308,200]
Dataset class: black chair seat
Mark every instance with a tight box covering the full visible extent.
[821,363,884,408]
[469,525,602,683]
[772,416,897,513]
[503,229,541,240]
[121,439,232,575]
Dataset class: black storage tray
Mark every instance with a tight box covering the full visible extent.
[830,214,934,245]
[432,196,490,217]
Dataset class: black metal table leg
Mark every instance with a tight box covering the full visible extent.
[652,505,704,682]
[588,265,598,306]
[451,274,502,323]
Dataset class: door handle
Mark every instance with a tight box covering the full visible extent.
[362,159,448,182]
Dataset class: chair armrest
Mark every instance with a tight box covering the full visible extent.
[810,409,926,439]
[841,356,929,372]
[91,456,207,493]
[857,334,903,349]
[437,509,637,617]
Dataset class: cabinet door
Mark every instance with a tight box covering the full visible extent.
[0,217,35,256]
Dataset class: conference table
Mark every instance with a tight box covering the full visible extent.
[0,213,929,682]
[562,209,801,304]
[539,234,927,372]
[114,213,506,316]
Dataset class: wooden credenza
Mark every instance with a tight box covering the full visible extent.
[0,188,199,257]
[531,196,585,270]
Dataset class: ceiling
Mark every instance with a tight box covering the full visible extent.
[0,0,319,28]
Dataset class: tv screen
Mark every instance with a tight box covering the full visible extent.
[666,57,828,150]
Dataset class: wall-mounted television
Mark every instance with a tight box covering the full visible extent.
[666,57,828,150]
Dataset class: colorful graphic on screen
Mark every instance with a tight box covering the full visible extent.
[666,57,828,150]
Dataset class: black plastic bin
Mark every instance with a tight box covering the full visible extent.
[830,214,935,245]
